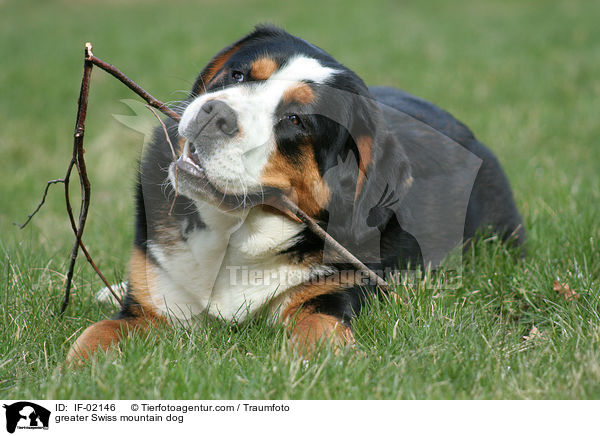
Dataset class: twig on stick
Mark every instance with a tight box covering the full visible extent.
[15,179,65,229]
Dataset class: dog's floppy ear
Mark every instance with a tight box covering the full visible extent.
[323,93,412,264]
[191,25,286,96]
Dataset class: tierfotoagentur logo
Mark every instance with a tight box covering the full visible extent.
[225,265,429,287]
[3,402,50,433]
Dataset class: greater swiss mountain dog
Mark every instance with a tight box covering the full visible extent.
[67,25,524,364]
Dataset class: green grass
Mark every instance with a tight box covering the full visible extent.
[1,0,599,399]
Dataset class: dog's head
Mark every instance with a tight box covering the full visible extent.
[173,25,411,250]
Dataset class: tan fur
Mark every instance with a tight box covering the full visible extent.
[250,57,278,80]
[66,248,166,365]
[128,247,162,317]
[260,145,330,217]
[278,274,357,355]
[198,45,241,93]
[281,280,341,321]
[282,82,315,104]
[289,310,355,356]
[354,135,373,200]
[66,318,143,365]
[177,136,186,155]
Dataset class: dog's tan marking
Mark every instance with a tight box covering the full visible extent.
[198,45,241,93]
[66,248,165,366]
[282,82,315,105]
[354,135,373,200]
[260,144,330,217]
[66,318,158,366]
[289,310,355,356]
[177,136,186,155]
[277,274,357,355]
[281,280,341,321]
[128,247,162,317]
[250,57,278,80]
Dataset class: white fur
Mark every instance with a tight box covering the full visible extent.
[147,204,310,321]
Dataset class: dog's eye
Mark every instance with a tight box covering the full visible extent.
[231,70,245,82]
[287,114,303,127]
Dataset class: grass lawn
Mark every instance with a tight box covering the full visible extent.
[1,0,599,399]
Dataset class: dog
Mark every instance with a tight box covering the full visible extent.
[67,25,525,364]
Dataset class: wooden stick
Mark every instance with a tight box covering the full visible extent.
[86,52,180,122]
[22,42,388,314]
[278,195,388,288]
[60,43,97,313]
[85,46,386,289]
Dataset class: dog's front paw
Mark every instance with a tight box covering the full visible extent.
[289,312,355,357]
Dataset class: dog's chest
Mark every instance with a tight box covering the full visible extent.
[147,206,309,320]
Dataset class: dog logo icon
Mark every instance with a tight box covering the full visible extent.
[2,402,50,433]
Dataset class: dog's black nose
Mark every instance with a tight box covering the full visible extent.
[186,100,239,141]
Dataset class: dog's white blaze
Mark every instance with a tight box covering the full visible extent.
[271,56,337,84]
[147,204,309,321]
[177,55,337,195]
